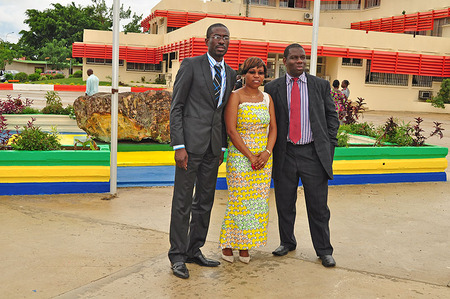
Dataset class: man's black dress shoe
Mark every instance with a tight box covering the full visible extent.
[172,262,189,279]
[319,255,336,267]
[186,254,220,267]
[272,245,294,256]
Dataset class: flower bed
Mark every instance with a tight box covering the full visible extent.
[0,145,110,195]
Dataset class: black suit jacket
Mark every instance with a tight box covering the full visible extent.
[170,54,236,156]
[264,73,339,180]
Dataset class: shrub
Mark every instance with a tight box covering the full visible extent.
[337,128,349,147]
[340,122,377,138]
[73,70,82,78]
[4,73,13,81]
[20,106,41,114]
[14,72,28,82]
[0,115,19,148]
[339,97,366,124]
[155,77,166,84]
[0,95,33,114]
[62,104,75,118]
[11,118,61,151]
[427,78,450,109]
[54,73,65,79]
[35,68,42,74]
[41,91,65,114]
[28,73,40,82]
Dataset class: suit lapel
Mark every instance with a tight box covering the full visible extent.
[277,76,289,116]
[201,54,216,105]
[220,64,233,108]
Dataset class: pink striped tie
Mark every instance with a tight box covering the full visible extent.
[289,77,301,143]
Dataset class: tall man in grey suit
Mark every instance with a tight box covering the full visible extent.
[168,23,236,279]
[264,43,339,267]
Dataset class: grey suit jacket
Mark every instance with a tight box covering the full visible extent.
[264,73,339,180]
[170,54,236,156]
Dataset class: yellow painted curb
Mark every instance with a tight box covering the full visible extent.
[333,158,447,175]
[217,158,447,177]
[118,151,175,166]
[0,166,110,183]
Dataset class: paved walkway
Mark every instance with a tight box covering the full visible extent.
[1,110,450,298]
[1,183,449,298]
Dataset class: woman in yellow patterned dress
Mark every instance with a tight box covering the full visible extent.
[219,57,277,263]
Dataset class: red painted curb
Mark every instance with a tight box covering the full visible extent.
[54,85,86,92]
[0,83,13,90]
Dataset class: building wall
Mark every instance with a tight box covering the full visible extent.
[6,60,82,77]
[148,0,449,29]
[80,0,450,113]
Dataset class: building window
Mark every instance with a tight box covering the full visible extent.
[279,0,308,9]
[412,75,433,87]
[364,0,380,9]
[167,27,178,33]
[342,58,362,66]
[365,60,408,86]
[321,1,361,10]
[249,0,276,7]
[127,62,162,72]
[86,58,123,66]
[431,17,449,37]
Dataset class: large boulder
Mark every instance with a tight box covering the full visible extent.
[73,90,171,143]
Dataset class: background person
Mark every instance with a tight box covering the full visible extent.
[264,43,339,267]
[330,79,345,113]
[219,57,277,264]
[341,79,350,98]
[168,23,236,279]
[85,69,99,96]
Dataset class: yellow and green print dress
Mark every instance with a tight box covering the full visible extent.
[219,92,272,250]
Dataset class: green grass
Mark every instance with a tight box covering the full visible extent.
[26,78,111,86]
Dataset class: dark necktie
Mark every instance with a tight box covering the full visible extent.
[289,77,301,143]
[213,64,222,104]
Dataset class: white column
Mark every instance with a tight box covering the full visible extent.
[110,0,120,195]
[310,0,321,76]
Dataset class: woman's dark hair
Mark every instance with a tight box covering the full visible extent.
[241,57,267,76]
[332,79,340,88]
[342,79,350,86]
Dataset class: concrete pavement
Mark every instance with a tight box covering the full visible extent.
[1,182,450,298]
[1,108,450,298]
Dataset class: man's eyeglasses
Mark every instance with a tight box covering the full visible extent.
[210,34,230,41]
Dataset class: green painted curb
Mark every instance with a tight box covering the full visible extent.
[335,145,448,160]
[96,141,172,152]
[0,145,110,166]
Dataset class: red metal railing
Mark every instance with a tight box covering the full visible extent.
[73,41,450,77]
[140,10,312,32]
[351,8,450,33]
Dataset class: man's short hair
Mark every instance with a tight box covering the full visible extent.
[206,23,229,38]
[283,43,304,58]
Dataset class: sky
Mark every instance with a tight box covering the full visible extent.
[0,0,161,44]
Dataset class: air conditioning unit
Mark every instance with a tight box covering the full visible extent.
[418,90,432,100]
[304,12,313,20]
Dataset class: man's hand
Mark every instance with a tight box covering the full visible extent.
[174,148,188,170]
[219,151,225,166]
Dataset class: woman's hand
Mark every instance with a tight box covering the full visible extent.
[251,150,270,170]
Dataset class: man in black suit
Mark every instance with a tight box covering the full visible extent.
[168,23,236,279]
[264,43,339,267]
